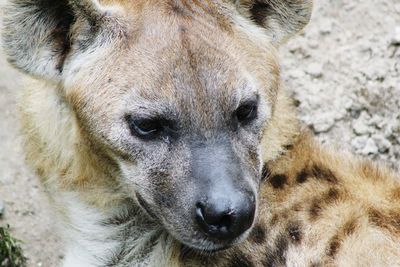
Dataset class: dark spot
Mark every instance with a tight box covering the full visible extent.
[263,235,288,267]
[310,262,322,267]
[325,188,340,202]
[368,208,400,234]
[179,245,187,259]
[169,1,186,15]
[310,165,338,183]
[270,214,279,226]
[287,222,302,243]
[343,218,358,236]
[269,174,288,189]
[368,208,385,226]
[249,224,266,244]
[261,163,271,182]
[291,202,302,212]
[226,252,254,267]
[309,188,340,221]
[296,169,308,184]
[36,167,45,177]
[284,144,294,151]
[309,200,323,220]
[327,234,341,258]
[249,1,272,25]
[52,6,75,72]
[180,244,194,260]
[119,150,134,161]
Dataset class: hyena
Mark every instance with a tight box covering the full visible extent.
[2,0,400,266]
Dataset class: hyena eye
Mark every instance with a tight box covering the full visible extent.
[235,101,258,124]
[126,116,173,140]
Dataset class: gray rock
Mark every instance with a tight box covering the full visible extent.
[312,113,335,133]
[288,69,304,79]
[306,63,324,78]
[320,19,333,35]
[353,119,370,135]
[391,26,400,46]
[362,60,387,80]
[361,138,379,155]
[344,2,356,11]
[372,135,392,153]
[351,136,368,151]
[353,111,374,131]
[308,40,319,49]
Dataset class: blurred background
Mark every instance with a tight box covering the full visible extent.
[0,0,399,266]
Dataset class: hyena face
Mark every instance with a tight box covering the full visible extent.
[115,46,267,250]
[3,0,312,251]
[65,9,275,250]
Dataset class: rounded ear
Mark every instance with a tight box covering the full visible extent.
[2,0,124,82]
[236,0,313,45]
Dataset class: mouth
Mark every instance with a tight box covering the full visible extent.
[176,223,253,256]
[179,243,232,259]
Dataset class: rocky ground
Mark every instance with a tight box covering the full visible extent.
[0,0,399,266]
[282,0,400,168]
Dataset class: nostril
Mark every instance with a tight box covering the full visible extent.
[195,204,204,221]
[195,201,235,239]
[217,214,233,234]
[219,214,232,229]
[195,202,209,232]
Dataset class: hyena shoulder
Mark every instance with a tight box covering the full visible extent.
[253,131,400,267]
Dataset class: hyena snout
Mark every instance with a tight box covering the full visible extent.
[191,141,256,241]
[195,190,256,241]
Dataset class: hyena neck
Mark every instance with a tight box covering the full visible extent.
[261,88,302,163]
[60,194,180,267]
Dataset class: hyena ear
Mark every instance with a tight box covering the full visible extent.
[2,0,123,82]
[236,0,313,45]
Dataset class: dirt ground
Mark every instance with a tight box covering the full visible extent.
[0,0,399,266]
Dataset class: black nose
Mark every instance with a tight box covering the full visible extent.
[195,194,256,240]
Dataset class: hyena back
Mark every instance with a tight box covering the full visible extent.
[2,0,400,266]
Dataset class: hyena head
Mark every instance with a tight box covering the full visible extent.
[3,0,312,251]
